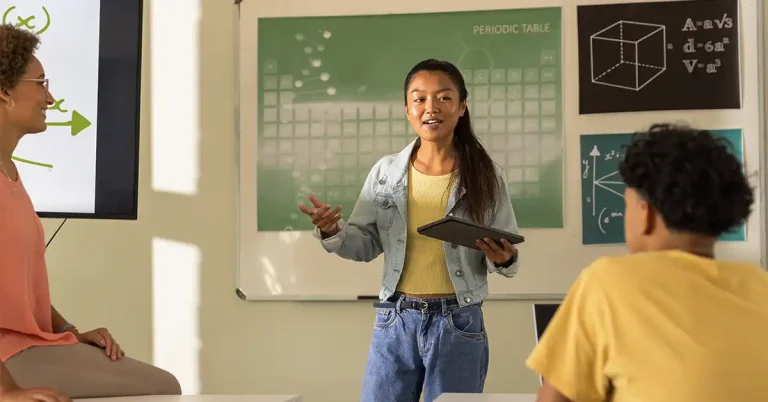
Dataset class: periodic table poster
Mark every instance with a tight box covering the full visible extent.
[256,8,564,230]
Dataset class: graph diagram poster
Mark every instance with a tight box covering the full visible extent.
[577,0,739,114]
[4,2,99,213]
[580,129,745,245]
[256,8,563,231]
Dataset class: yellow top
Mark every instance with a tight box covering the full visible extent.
[527,250,768,402]
[396,162,456,296]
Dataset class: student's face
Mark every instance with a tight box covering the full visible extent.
[624,186,652,253]
[405,71,466,145]
[1,56,55,135]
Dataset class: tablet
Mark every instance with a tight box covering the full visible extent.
[416,215,525,250]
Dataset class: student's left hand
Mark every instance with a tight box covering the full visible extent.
[76,328,125,361]
[476,238,517,265]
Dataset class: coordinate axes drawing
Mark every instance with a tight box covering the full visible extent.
[583,145,626,234]
[590,20,667,91]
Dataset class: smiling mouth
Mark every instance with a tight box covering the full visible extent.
[422,118,444,128]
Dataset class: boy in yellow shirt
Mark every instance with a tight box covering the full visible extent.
[527,124,768,402]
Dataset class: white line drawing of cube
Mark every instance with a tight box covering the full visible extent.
[590,20,666,91]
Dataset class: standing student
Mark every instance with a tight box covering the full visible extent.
[0,24,181,397]
[527,124,768,402]
[299,59,521,402]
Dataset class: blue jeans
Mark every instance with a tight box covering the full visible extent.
[360,293,489,402]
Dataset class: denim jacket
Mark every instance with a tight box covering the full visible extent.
[313,138,521,306]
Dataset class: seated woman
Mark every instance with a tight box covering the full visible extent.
[0,24,181,398]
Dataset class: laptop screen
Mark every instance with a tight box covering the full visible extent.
[532,303,561,385]
[533,303,560,342]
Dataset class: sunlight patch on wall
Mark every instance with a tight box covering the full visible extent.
[150,0,201,195]
[152,237,201,394]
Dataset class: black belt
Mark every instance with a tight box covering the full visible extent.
[374,298,460,313]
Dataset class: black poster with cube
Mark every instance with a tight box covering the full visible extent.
[577,0,740,114]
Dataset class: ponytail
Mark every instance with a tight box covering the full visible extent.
[452,107,499,224]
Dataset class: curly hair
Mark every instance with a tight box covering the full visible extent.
[0,23,40,90]
[619,123,753,237]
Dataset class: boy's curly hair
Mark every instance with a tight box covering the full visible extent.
[619,123,753,237]
[0,24,40,90]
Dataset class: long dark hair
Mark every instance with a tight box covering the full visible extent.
[403,59,499,224]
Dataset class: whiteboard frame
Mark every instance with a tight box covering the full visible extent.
[235,0,766,302]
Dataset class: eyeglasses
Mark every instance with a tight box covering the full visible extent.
[19,78,49,90]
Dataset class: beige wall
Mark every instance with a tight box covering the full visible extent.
[38,0,766,401]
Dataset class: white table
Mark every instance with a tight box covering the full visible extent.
[74,396,301,402]
[435,393,536,402]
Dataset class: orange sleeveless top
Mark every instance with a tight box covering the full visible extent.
[0,173,77,362]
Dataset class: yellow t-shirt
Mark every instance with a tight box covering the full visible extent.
[527,250,768,402]
[396,163,456,295]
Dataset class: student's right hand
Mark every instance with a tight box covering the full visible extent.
[0,387,71,402]
[298,195,343,237]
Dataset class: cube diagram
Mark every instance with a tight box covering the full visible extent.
[590,21,666,91]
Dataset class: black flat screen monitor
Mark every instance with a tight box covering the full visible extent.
[7,0,143,219]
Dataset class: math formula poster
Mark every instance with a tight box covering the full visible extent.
[577,0,740,114]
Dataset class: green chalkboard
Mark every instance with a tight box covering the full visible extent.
[580,129,745,245]
[256,8,563,231]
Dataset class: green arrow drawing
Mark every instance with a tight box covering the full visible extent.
[10,110,92,170]
[47,110,91,136]
[12,156,53,169]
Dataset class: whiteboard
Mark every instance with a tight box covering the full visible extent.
[237,0,765,300]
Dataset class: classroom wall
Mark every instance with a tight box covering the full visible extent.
[40,1,546,400]
[39,0,768,400]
